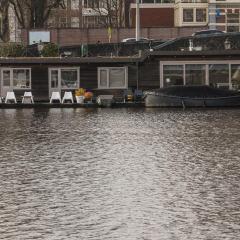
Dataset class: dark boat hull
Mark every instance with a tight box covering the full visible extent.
[145,94,240,107]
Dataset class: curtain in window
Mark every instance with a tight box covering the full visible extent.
[99,69,108,88]
[61,70,78,88]
[109,68,125,88]
[13,69,30,88]
[2,70,10,87]
[51,70,58,88]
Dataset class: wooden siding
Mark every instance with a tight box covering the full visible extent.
[139,60,160,90]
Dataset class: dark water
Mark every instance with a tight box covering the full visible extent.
[0,108,240,240]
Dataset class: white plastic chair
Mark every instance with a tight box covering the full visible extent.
[50,92,61,103]
[5,92,17,104]
[22,91,34,104]
[62,91,74,103]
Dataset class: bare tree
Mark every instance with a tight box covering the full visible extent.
[8,0,66,28]
[91,0,125,28]
[0,0,10,42]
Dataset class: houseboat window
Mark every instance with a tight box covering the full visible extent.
[109,69,125,88]
[51,70,58,88]
[13,69,30,88]
[49,68,79,90]
[99,69,108,88]
[2,70,10,87]
[209,64,229,89]
[61,69,78,88]
[163,65,183,87]
[1,68,31,89]
[98,67,127,89]
[231,65,240,90]
[185,64,206,85]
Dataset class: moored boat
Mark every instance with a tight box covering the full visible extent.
[144,85,240,107]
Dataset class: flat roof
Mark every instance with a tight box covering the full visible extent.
[0,50,240,65]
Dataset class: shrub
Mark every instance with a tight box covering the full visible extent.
[0,43,25,57]
[41,43,59,57]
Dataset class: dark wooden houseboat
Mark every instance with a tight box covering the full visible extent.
[0,33,240,105]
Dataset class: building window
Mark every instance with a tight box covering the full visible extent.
[59,17,68,28]
[183,9,194,22]
[163,65,184,87]
[83,0,100,8]
[49,68,80,90]
[71,17,80,28]
[226,13,240,32]
[196,9,206,22]
[1,68,31,89]
[182,8,207,23]
[209,64,229,89]
[71,0,79,10]
[98,67,127,89]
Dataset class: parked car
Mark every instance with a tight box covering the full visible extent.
[192,30,224,36]
[121,37,152,43]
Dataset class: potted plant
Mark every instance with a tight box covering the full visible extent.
[75,88,85,103]
[84,91,93,102]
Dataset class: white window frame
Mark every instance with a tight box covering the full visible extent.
[49,67,80,90]
[1,68,32,89]
[160,60,240,89]
[182,7,208,24]
[98,67,128,89]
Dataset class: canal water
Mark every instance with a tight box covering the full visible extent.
[0,108,239,240]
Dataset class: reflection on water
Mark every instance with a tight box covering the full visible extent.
[0,108,240,240]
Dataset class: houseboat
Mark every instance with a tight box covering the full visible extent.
[0,33,240,105]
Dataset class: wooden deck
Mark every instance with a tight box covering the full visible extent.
[0,102,144,109]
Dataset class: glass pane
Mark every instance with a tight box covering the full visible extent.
[183,9,194,22]
[227,13,239,23]
[163,65,184,87]
[99,69,108,87]
[185,64,206,85]
[51,70,58,88]
[13,69,30,88]
[109,68,125,88]
[71,0,79,9]
[61,69,78,88]
[3,70,10,87]
[209,64,229,89]
[231,64,240,90]
[196,9,206,22]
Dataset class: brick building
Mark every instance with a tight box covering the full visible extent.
[4,0,240,44]
[48,0,127,28]
[130,0,240,32]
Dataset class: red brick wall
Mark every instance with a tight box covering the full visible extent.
[21,27,206,46]
[131,8,174,27]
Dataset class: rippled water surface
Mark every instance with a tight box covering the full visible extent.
[0,108,240,240]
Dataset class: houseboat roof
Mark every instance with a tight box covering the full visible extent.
[1,32,240,65]
[0,55,147,65]
[0,49,240,65]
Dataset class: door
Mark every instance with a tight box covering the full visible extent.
[1,69,12,97]
[49,69,61,97]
